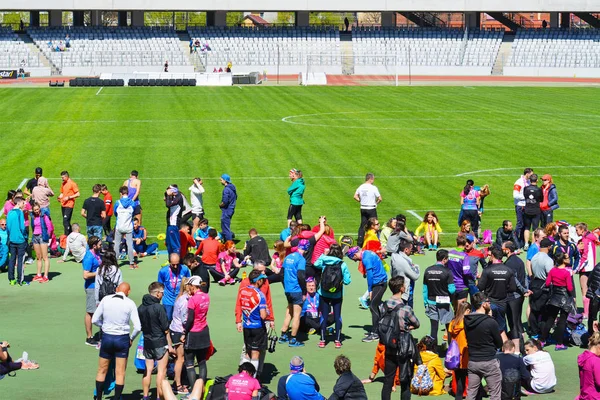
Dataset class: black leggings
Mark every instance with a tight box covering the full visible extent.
[589,297,600,334]
[320,297,343,341]
[461,209,479,236]
[541,305,568,345]
[208,266,239,282]
[382,350,410,400]
[429,319,450,344]
[506,296,524,340]
[370,283,387,334]
[184,348,208,388]
[454,368,468,400]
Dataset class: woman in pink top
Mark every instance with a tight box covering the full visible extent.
[30,203,54,283]
[577,331,600,400]
[31,177,54,215]
[184,276,211,397]
[226,362,261,400]
[216,241,242,285]
[541,252,575,350]
[576,222,598,319]
[311,225,337,264]
[2,190,16,216]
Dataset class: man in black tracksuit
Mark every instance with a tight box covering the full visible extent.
[495,220,520,248]
[138,282,171,400]
[465,292,503,400]
[502,241,531,351]
[243,228,272,265]
[522,174,543,249]
[477,246,518,343]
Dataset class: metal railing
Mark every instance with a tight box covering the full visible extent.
[0,51,41,68]
[46,50,188,69]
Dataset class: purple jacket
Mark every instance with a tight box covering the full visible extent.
[577,350,600,400]
[447,248,473,292]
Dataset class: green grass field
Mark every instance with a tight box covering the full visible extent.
[1,86,599,399]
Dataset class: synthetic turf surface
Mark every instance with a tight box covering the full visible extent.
[1,86,598,399]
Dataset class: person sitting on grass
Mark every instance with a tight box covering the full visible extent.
[0,339,38,379]
[522,339,557,395]
[132,218,158,257]
[214,240,242,285]
[226,362,261,400]
[328,355,367,400]
[300,277,334,336]
[415,211,442,251]
[59,223,87,263]
[496,340,530,400]
[412,335,447,396]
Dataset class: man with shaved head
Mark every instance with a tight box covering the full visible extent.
[92,282,141,400]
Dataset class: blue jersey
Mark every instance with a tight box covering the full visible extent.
[285,373,324,400]
[283,252,306,293]
[82,250,101,289]
[363,250,387,292]
[239,285,266,329]
[157,265,191,306]
[526,243,540,261]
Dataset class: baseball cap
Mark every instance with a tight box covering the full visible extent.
[346,246,360,259]
[297,239,310,251]
[188,276,202,286]
[465,234,476,243]
[221,174,231,183]
[251,273,268,283]
[35,167,42,175]
[539,238,553,249]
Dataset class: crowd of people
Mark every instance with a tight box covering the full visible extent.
[1,166,600,400]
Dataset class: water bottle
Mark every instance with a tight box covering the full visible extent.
[242,271,247,280]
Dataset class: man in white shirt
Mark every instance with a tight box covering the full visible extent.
[354,173,382,247]
[59,223,87,263]
[189,178,205,222]
[92,282,141,400]
[513,168,533,248]
[114,186,136,269]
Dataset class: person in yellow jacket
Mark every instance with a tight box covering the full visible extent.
[413,336,448,396]
[415,212,442,251]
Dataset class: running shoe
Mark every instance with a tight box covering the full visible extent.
[33,275,43,282]
[278,334,289,344]
[288,339,305,347]
[555,344,568,351]
[86,337,99,347]
[334,340,342,349]
[362,333,378,343]
[227,278,236,285]
[318,340,326,348]
[358,297,369,310]
[218,279,227,286]
[19,281,29,286]
[40,276,49,283]
[9,279,16,286]
[177,385,190,394]
[523,243,529,251]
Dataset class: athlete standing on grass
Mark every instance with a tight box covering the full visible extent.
[354,173,382,248]
[83,236,103,347]
[58,171,80,236]
[124,170,142,223]
[287,168,305,226]
[82,184,107,239]
[513,168,534,248]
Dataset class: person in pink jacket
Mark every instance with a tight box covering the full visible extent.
[575,223,598,319]
[577,331,600,400]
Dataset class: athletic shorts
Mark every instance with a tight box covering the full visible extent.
[133,205,142,217]
[143,345,168,361]
[85,288,97,313]
[523,213,541,231]
[99,333,130,359]
[287,204,303,221]
[170,331,184,346]
[491,302,507,332]
[425,303,454,324]
[285,292,304,306]
[455,289,469,301]
[243,327,267,352]
[32,234,44,245]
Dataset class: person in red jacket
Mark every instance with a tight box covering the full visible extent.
[235,261,275,328]
[195,229,220,276]
[179,223,196,260]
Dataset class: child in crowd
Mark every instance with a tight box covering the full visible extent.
[497,340,530,400]
[522,339,557,394]
[415,211,442,251]
[448,302,471,400]
[413,335,447,396]
[267,240,285,284]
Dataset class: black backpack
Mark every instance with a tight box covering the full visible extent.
[320,260,344,294]
[378,303,403,349]
[98,270,118,301]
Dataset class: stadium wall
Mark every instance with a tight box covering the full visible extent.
[503,67,600,78]
[61,65,194,76]
[8,0,600,12]
[353,66,492,76]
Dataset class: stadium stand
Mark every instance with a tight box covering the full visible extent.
[27,26,190,73]
[187,26,341,73]
[507,28,600,67]
[0,27,41,68]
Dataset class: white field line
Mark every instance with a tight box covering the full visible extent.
[96,87,103,96]
[455,166,600,177]
[406,210,424,221]
[0,178,28,217]
[0,119,279,125]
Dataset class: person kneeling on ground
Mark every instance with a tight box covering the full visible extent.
[132,218,158,257]
[226,362,261,400]
[329,355,367,400]
[300,277,334,335]
[0,340,38,379]
[522,339,556,395]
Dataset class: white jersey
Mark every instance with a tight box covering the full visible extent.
[189,183,205,214]
[523,351,556,394]
[355,183,380,209]
[513,176,528,207]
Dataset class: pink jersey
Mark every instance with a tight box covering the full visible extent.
[187,291,210,332]
[225,372,261,400]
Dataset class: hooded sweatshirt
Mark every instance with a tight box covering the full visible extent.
[464,312,503,362]
[577,350,600,400]
[287,178,305,206]
[63,231,87,262]
[138,294,169,349]
[414,350,446,396]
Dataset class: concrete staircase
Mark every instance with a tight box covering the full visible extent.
[177,31,205,72]
[340,38,354,75]
[492,34,514,76]
[19,33,58,75]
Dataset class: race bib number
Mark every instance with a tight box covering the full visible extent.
[436,296,451,304]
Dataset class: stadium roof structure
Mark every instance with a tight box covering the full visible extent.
[8,0,600,12]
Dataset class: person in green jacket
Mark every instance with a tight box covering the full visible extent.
[287,169,305,226]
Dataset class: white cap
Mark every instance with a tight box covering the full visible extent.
[188,276,202,287]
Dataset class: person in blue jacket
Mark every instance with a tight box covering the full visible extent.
[346,246,387,343]
[314,243,352,348]
[277,356,324,400]
[0,218,8,271]
[219,174,237,241]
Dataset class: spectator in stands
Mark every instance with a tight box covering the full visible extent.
[344,17,350,32]
[164,60,169,72]
[189,38,193,54]
[65,34,70,48]
[59,223,87,263]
